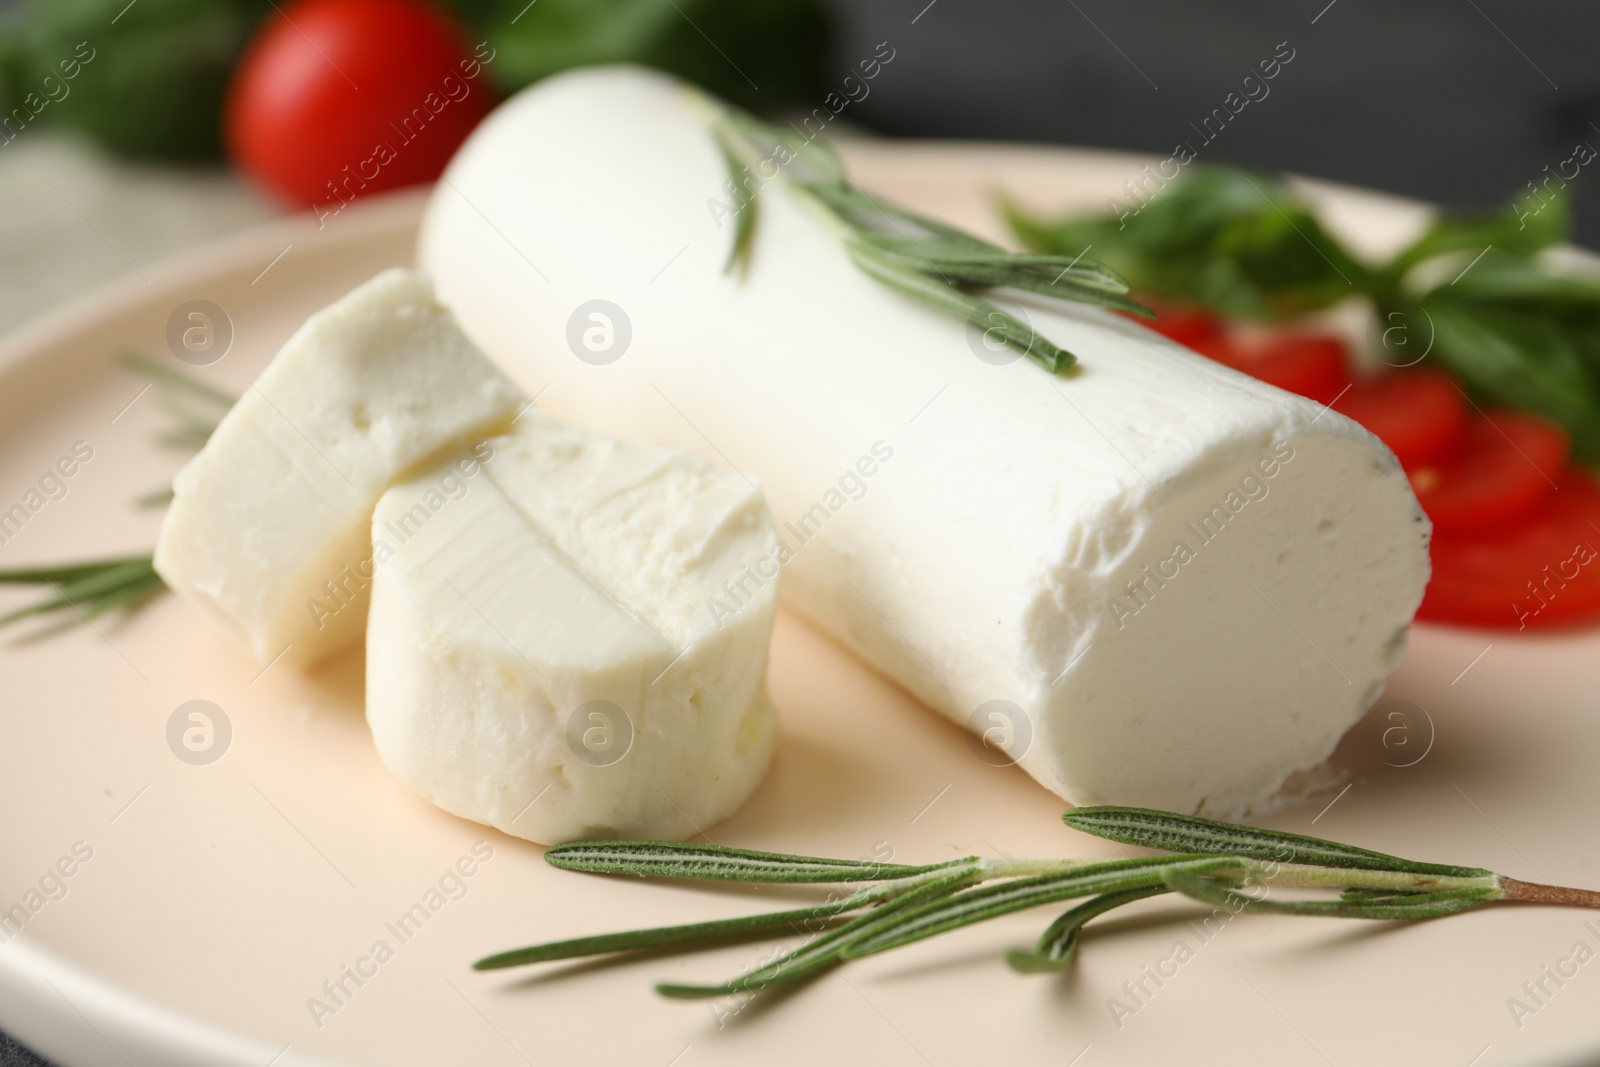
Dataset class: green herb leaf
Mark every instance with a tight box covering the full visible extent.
[1005,167,1366,320]
[1005,884,1166,974]
[1395,255,1600,462]
[846,240,1076,373]
[474,891,870,970]
[839,857,1236,962]
[1006,163,1600,450]
[543,839,948,883]
[713,109,1147,374]
[1062,806,1492,879]
[655,863,986,999]
[0,0,271,161]
[451,0,831,111]
[0,555,163,629]
[1386,186,1571,280]
[480,810,1600,1000]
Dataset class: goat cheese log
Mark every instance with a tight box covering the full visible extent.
[418,66,1431,818]
[365,416,780,842]
[155,270,522,666]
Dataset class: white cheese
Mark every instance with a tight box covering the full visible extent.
[154,269,523,666]
[364,415,779,843]
[418,66,1432,819]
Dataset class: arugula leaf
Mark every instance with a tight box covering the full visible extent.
[1383,186,1571,282]
[1004,167,1367,320]
[1009,166,1600,460]
[1408,281,1600,460]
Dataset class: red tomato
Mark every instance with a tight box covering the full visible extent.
[1132,301,1226,349]
[1410,410,1569,535]
[1331,370,1467,471]
[1419,467,1600,630]
[1195,332,1351,405]
[226,0,491,211]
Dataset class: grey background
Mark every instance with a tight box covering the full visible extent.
[832,0,1600,248]
[0,1,1594,1064]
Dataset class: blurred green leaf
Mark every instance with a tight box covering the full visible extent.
[442,0,831,108]
[1404,256,1600,462]
[1385,185,1571,281]
[1005,166,1369,320]
[0,0,271,160]
[0,0,829,162]
[1010,165,1600,460]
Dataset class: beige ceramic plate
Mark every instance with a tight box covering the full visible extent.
[1,144,1597,1067]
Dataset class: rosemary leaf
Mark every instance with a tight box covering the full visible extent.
[114,351,234,406]
[0,555,162,629]
[135,487,176,509]
[838,856,1239,962]
[474,893,871,970]
[0,556,152,585]
[1005,884,1167,974]
[712,108,1145,374]
[543,839,947,883]
[1063,806,1492,879]
[716,140,759,276]
[853,232,1132,292]
[114,350,235,462]
[847,241,1074,373]
[654,863,986,999]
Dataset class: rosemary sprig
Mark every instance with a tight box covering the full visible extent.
[711,109,1150,373]
[0,352,222,632]
[0,555,162,629]
[475,806,1600,998]
[114,350,234,473]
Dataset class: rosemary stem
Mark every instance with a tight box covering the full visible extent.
[1497,876,1600,909]
[1247,862,1498,895]
[980,858,1095,879]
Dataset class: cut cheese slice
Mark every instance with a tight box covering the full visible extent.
[418,66,1432,819]
[365,415,779,843]
[154,269,523,666]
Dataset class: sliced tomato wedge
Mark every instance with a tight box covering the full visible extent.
[1419,466,1600,630]
[1195,331,1351,405]
[1331,370,1467,471]
[1410,410,1569,535]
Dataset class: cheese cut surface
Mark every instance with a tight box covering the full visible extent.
[154,269,523,666]
[418,67,1432,819]
[365,415,780,844]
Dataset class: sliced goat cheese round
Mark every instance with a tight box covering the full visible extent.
[418,66,1432,820]
[154,269,523,667]
[365,415,780,844]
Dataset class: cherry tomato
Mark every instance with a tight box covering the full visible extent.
[1410,410,1569,535]
[1331,370,1467,471]
[226,0,491,210]
[1195,331,1351,405]
[1419,467,1600,630]
[1130,301,1226,350]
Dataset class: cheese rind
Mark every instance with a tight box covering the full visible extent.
[418,67,1432,819]
[153,269,523,666]
[365,416,780,843]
